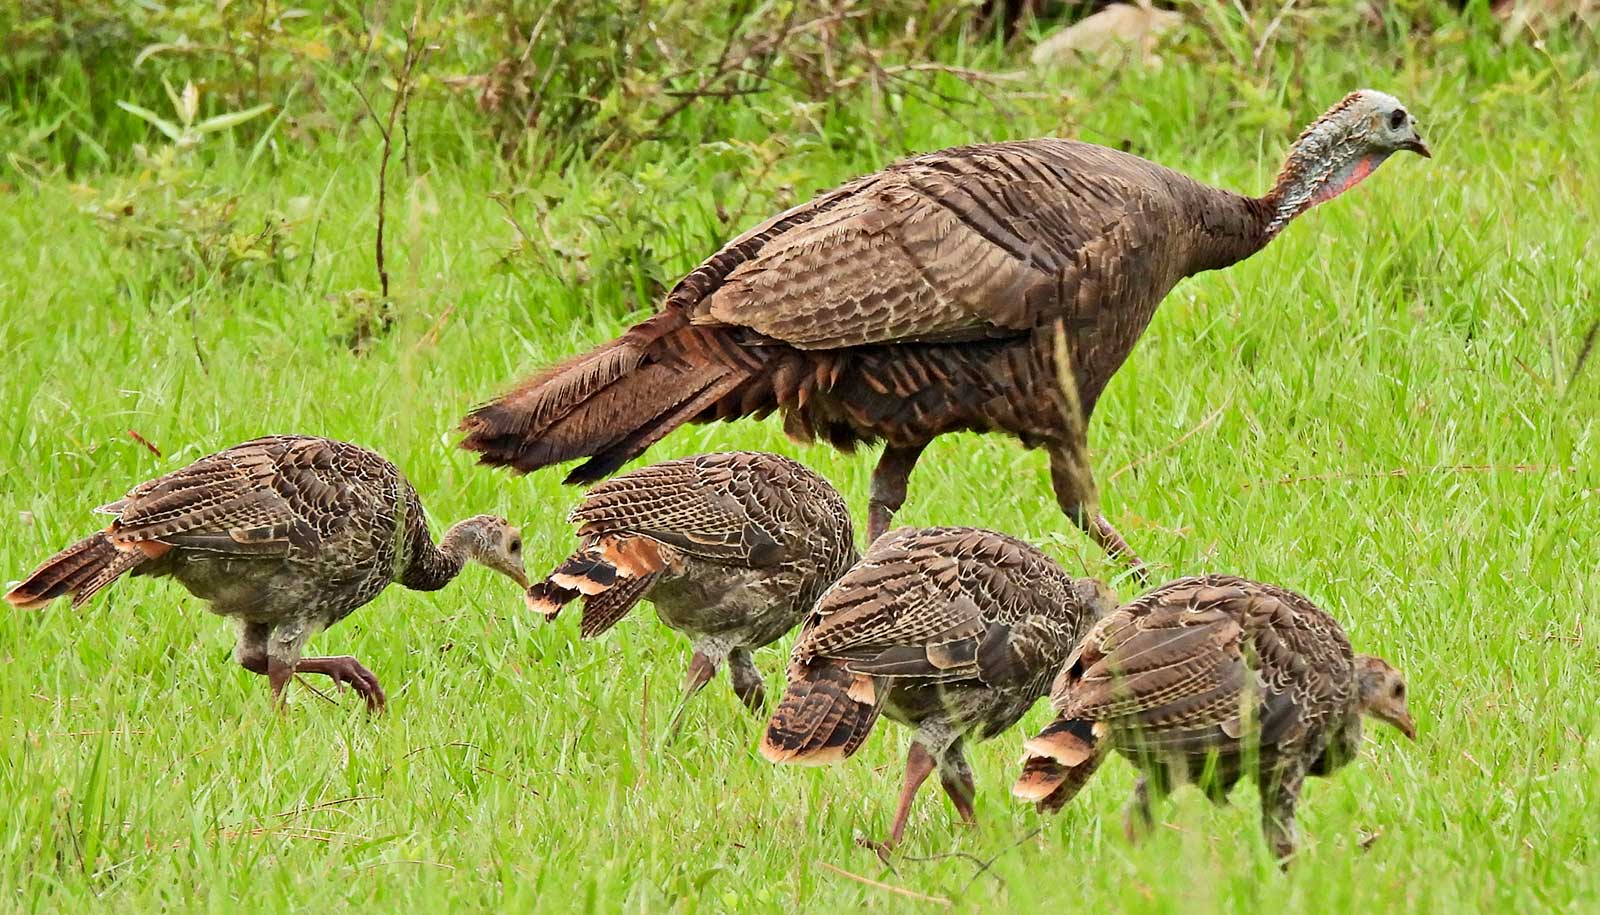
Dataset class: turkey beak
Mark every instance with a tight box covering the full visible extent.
[1393,712,1417,741]
[1402,136,1431,159]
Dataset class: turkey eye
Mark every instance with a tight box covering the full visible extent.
[510,538,522,552]
[1392,683,1405,699]
[1389,109,1406,130]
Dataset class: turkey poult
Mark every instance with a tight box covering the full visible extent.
[460,90,1429,568]
[5,435,529,712]
[1012,576,1414,863]
[760,527,1116,854]
[525,451,857,713]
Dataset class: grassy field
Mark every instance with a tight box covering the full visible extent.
[1,5,1597,912]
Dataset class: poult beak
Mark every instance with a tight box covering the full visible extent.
[509,568,530,590]
[1396,714,1417,741]
[1403,137,1431,159]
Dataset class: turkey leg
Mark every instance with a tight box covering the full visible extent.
[858,741,936,862]
[937,741,978,825]
[1049,447,1147,580]
[726,648,766,713]
[868,443,928,542]
[295,656,388,712]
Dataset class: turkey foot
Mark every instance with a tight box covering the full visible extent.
[295,655,387,712]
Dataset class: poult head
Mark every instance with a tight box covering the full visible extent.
[1072,578,1120,622]
[1355,654,1415,740]
[458,514,529,589]
[1268,89,1430,234]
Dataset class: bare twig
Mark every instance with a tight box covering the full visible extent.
[958,826,1042,896]
[1250,464,1573,488]
[127,429,163,457]
[1569,317,1599,392]
[362,4,434,300]
[1251,0,1298,70]
[817,860,953,907]
[1108,401,1229,484]
[272,795,380,821]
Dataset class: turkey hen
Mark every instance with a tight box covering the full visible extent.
[460,91,1429,569]
[526,451,856,716]
[1012,575,1414,863]
[760,527,1116,855]
[6,435,529,711]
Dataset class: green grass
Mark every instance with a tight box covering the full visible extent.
[2,7,1598,913]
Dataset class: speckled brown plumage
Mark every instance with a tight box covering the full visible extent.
[526,451,857,714]
[460,93,1428,568]
[760,526,1116,853]
[5,435,529,711]
[1013,575,1415,862]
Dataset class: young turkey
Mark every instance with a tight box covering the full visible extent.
[760,527,1116,855]
[1012,575,1415,863]
[525,451,857,715]
[5,435,529,711]
[460,90,1429,569]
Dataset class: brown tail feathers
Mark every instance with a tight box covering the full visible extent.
[760,660,881,766]
[5,531,153,610]
[524,535,665,637]
[1011,717,1107,812]
[459,313,757,484]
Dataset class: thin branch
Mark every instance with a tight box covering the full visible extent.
[1108,401,1230,484]
[816,860,952,907]
[1568,317,1599,392]
[1249,463,1573,488]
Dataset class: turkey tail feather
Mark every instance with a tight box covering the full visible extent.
[760,661,881,766]
[460,313,755,477]
[5,532,148,609]
[1012,717,1106,812]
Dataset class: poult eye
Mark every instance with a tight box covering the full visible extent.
[509,538,522,552]
[1388,109,1407,130]
[1392,683,1405,699]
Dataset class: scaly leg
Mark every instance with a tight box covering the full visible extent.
[859,742,937,862]
[1261,762,1307,867]
[727,648,766,714]
[1123,774,1168,843]
[937,739,977,826]
[295,656,387,712]
[868,443,928,543]
[1048,447,1147,580]
[665,647,722,740]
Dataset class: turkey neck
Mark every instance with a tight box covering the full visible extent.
[1183,187,1275,274]
[400,512,477,592]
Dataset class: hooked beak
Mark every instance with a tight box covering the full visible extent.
[1402,137,1431,159]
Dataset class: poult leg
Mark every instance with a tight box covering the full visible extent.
[1261,764,1307,867]
[235,622,271,677]
[665,647,722,740]
[868,443,928,543]
[1123,774,1167,843]
[937,739,977,826]
[295,656,387,712]
[1049,448,1147,580]
[859,742,937,861]
[727,648,766,714]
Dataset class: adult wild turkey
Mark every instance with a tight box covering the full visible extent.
[460,91,1429,567]
[527,451,856,716]
[760,527,1116,854]
[5,435,529,711]
[1012,575,1414,862]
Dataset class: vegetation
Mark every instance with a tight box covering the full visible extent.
[1,1,1595,911]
